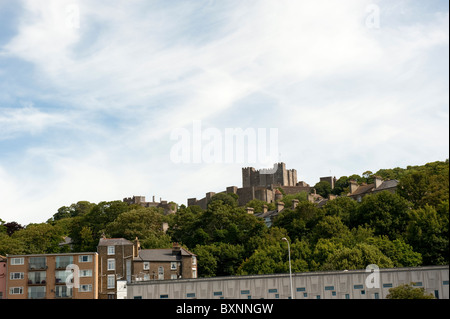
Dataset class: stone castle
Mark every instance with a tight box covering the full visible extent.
[188,163,313,209]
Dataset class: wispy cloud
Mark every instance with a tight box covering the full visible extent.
[0,0,448,224]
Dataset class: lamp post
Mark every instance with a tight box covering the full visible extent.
[282,237,294,299]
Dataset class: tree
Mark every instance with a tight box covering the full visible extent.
[3,221,24,236]
[406,205,449,265]
[386,283,434,299]
[105,207,171,249]
[321,243,393,271]
[313,181,332,198]
[273,201,323,241]
[323,196,358,226]
[352,191,411,239]
[207,192,238,208]
[12,223,64,254]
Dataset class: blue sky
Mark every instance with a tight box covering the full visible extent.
[0,0,448,224]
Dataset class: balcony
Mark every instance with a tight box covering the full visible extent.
[28,257,47,271]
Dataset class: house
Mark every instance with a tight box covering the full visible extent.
[5,252,98,299]
[348,176,399,202]
[0,255,6,299]
[97,237,197,299]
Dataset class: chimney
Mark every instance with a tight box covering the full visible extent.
[133,237,140,258]
[262,205,268,214]
[292,199,299,210]
[246,207,254,215]
[374,176,383,188]
[172,242,181,255]
[349,180,359,194]
[277,201,285,212]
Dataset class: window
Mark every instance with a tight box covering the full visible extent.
[107,259,115,271]
[361,290,366,295]
[28,286,45,299]
[353,284,364,289]
[192,268,197,278]
[383,283,393,288]
[10,287,23,295]
[325,286,335,291]
[160,294,168,299]
[55,286,72,298]
[80,284,92,292]
[143,262,150,270]
[108,246,115,255]
[316,295,321,299]
[55,270,70,284]
[443,281,449,285]
[332,291,337,296]
[187,293,196,298]
[303,293,308,298]
[171,274,177,280]
[79,255,92,263]
[240,290,250,295]
[134,296,143,299]
[296,287,306,292]
[275,294,280,299]
[158,266,164,280]
[80,269,92,277]
[171,262,177,270]
[192,256,197,265]
[107,275,115,289]
[10,258,24,265]
[29,257,46,270]
[268,289,278,293]
[56,256,73,268]
[10,272,24,280]
[345,294,350,299]
[214,291,223,296]
[28,271,46,285]
[412,282,423,287]
[374,293,379,299]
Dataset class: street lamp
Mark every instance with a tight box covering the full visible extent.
[282,237,294,299]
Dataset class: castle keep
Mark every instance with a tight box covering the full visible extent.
[188,163,311,209]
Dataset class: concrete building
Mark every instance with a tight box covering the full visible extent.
[5,252,98,299]
[97,237,197,299]
[127,265,449,299]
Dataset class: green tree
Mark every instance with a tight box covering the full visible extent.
[352,191,411,239]
[192,245,218,277]
[386,283,434,299]
[12,223,64,254]
[321,243,393,271]
[105,207,171,249]
[323,196,358,226]
[273,201,323,241]
[406,205,449,265]
[313,181,332,198]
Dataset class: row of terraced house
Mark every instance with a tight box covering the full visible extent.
[0,237,197,299]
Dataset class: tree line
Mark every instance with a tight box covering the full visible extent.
[0,160,448,278]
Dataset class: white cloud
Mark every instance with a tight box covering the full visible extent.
[0,0,448,224]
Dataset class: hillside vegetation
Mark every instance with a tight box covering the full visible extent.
[1,160,448,278]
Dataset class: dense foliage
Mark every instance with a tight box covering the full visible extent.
[1,160,448,278]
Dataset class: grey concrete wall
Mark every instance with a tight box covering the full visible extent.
[127,266,449,299]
